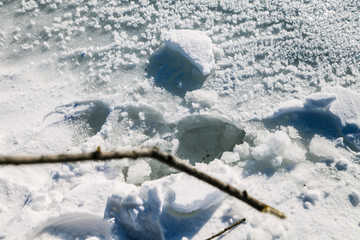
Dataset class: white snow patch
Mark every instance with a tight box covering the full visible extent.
[247,228,272,240]
[325,87,360,127]
[1,1,360,240]
[185,89,218,108]
[309,135,338,159]
[163,30,215,75]
[127,160,152,185]
[220,151,239,164]
[234,142,250,159]
[251,130,305,166]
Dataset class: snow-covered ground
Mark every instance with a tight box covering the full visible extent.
[0,0,360,239]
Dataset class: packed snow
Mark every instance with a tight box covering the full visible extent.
[0,0,360,239]
[163,30,215,75]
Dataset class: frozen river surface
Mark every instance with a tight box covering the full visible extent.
[0,1,360,239]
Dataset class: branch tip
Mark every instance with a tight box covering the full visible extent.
[262,205,286,219]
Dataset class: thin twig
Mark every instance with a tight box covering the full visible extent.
[0,147,286,219]
[205,218,246,240]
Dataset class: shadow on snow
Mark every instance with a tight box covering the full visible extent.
[263,107,360,152]
[146,47,207,97]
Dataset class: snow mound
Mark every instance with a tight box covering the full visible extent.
[251,130,305,167]
[326,87,360,127]
[309,135,338,159]
[146,46,207,97]
[275,87,360,129]
[127,160,152,185]
[265,87,360,151]
[304,92,337,110]
[32,213,112,240]
[220,151,240,164]
[163,30,215,75]
[348,190,360,207]
[105,160,235,240]
[184,89,218,109]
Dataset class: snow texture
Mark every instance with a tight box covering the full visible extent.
[163,30,215,75]
[0,0,360,239]
[105,160,234,240]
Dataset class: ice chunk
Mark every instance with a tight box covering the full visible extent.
[326,87,360,127]
[185,89,218,108]
[127,160,152,185]
[251,130,305,167]
[335,159,349,171]
[105,186,164,239]
[304,92,337,110]
[147,47,207,97]
[270,156,283,167]
[280,87,360,129]
[220,151,239,164]
[252,144,272,161]
[309,135,337,159]
[264,87,360,151]
[348,190,359,207]
[234,142,250,159]
[165,173,224,213]
[267,131,291,155]
[163,30,215,75]
[44,101,111,142]
[176,114,245,164]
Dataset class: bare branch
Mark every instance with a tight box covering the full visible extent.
[0,147,286,219]
[205,218,246,240]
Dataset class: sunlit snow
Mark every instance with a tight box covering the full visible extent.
[0,0,360,240]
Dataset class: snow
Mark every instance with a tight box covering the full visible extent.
[304,92,337,110]
[251,130,305,167]
[349,190,360,207]
[127,160,152,184]
[309,135,338,159]
[220,151,239,164]
[233,142,250,160]
[184,89,218,109]
[267,87,360,152]
[32,213,113,240]
[105,160,234,240]
[326,87,360,127]
[163,30,215,75]
[1,0,360,239]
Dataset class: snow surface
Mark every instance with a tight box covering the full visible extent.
[163,30,215,75]
[0,0,360,239]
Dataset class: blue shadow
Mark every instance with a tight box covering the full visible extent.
[263,108,343,140]
[263,108,360,152]
[55,101,111,136]
[146,47,207,97]
[159,205,218,240]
